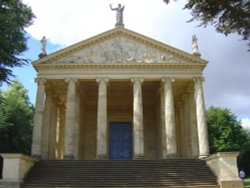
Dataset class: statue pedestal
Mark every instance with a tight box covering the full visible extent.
[205,152,243,188]
[0,154,37,188]
[115,23,124,28]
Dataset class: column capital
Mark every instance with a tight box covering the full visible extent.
[35,78,46,85]
[131,77,144,83]
[162,77,175,83]
[96,77,109,84]
[193,77,205,83]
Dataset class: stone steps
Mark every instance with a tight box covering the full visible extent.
[22,159,219,188]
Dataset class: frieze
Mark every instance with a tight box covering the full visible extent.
[52,36,189,64]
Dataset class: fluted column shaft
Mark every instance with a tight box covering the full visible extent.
[64,78,77,159]
[132,78,144,159]
[96,78,109,159]
[194,77,209,158]
[31,78,46,158]
[162,78,177,158]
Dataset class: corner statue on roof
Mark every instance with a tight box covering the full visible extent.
[39,36,47,58]
[192,35,201,57]
[110,3,125,27]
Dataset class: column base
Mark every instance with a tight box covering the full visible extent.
[63,155,74,160]
[167,154,176,159]
[199,155,209,159]
[96,155,107,160]
[134,155,144,160]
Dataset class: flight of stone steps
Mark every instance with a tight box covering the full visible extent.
[22,159,219,188]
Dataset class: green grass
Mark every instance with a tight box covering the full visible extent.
[244,177,250,188]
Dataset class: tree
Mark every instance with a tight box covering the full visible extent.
[206,106,250,174]
[164,0,250,50]
[0,0,35,83]
[238,128,250,175]
[0,81,34,155]
[206,106,248,153]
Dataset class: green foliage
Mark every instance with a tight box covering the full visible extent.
[0,81,34,155]
[0,0,35,83]
[244,177,250,188]
[206,106,248,153]
[164,0,250,50]
[238,128,250,176]
[206,106,250,175]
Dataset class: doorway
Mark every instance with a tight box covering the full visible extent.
[109,122,132,160]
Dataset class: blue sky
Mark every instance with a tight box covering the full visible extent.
[6,0,250,128]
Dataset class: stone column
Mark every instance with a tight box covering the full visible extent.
[194,77,209,158]
[160,87,167,159]
[183,95,192,157]
[96,78,109,159]
[31,78,46,158]
[188,89,199,158]
[176,103,183,157]
[41,91,52,159]
[64,78,77,159]
[162,78,177,158]
[49,97,58,160]
[131,78,144,159]
[58,105,65,159]
[74,92,80,159]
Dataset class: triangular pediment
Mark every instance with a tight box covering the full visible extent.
[33,27,207,66]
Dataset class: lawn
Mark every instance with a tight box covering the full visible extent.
[244,177,250,188]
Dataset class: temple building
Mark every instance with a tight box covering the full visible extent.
[0,5,243,187]
[0,26,243,188]
[31,27,210,161]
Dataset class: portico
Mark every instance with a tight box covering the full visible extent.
[31,27,209,160]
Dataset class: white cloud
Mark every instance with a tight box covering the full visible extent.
[22,0,190,47]
[21,0,250,120]
[241,118,250,129]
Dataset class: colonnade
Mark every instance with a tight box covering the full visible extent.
[31,77,209,159]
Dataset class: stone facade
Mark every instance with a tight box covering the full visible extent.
[31,27,209,160]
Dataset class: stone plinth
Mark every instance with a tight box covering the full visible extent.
[205,152,243,188]
[0,154,37,188]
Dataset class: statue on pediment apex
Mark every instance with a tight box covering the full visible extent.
[110,3,125,27]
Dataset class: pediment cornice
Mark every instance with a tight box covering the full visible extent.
[33,27,207,66]
[34,62,206,71]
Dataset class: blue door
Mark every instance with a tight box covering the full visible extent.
[109,122,132,160]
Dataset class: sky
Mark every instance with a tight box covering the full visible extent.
[10,0,250,128]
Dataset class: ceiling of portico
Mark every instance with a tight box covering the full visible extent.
[46,79,193,110]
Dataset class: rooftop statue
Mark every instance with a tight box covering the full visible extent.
[110,3,125,27]
[192,35,201,57]
[39,36,47,58]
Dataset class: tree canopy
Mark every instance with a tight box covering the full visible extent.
[206,106,248,153]
[0,81,34,155]
[164,0,250,50]
[206,106,250,174]
[0,0,35,83]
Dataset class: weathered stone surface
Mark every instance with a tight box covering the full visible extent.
[53,36,191,64]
